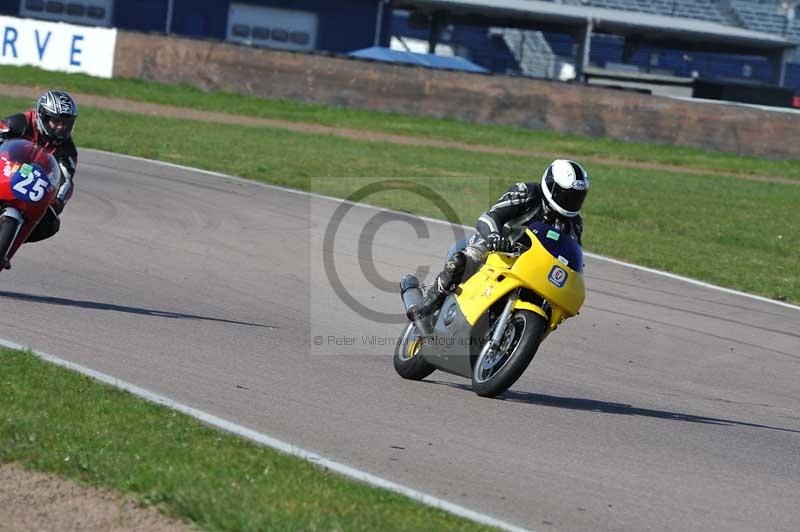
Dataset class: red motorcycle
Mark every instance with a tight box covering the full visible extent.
[0,139,60,269]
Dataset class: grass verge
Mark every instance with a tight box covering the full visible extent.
[0,347,493,531]
[1,95,796,303]
[2,65,799,180]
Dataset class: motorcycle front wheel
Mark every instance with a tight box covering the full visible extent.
[472,310,547,398]
[0,212,22,268]
[393,321,436,381]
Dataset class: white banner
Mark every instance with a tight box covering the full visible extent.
[0,16,116,78]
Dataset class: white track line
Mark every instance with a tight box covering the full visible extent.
[89,148,800,312]
[581,253,800,310]
[0,337,530,532]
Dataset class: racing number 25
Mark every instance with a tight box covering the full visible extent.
[13,165,50,202]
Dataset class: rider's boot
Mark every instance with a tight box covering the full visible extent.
[409,251,467,321]
[411,277,449,321]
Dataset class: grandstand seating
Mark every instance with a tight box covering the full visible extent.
[577,0,727,24]
[391,0,800,94]
[500,29,558,77]
[729,1,800,61]
[730,0,791,34]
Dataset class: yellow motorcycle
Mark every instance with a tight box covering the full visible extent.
[395,222,585,398]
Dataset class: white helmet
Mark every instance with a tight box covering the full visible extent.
[541,159,589,218]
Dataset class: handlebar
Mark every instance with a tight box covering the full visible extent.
[495,242,528,257]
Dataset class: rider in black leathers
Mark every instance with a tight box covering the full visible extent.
[411,159,589,320]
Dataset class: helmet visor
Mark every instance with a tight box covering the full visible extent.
[550,184,586,214]
[47,115,75,137]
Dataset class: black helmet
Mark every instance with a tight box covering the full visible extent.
[540,159,589,218]
[36,90,78,143]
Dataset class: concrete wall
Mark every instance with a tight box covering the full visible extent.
[114,31,800,160]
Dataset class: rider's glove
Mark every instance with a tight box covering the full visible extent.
[486,232,513,253]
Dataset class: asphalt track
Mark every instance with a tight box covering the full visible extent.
[2,149,798,532]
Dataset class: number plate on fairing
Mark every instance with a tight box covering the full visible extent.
[548,265,568,288]
[10,163,52,203]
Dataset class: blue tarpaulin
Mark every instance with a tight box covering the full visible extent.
[349,47,489,73]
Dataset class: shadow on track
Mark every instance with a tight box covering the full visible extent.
[0,290,276,329]
[432,381,800,434]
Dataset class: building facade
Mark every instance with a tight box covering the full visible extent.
[1,0,391,54]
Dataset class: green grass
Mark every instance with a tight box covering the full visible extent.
[3,65,800,180]
[0,347,493,531]
[1,95,796,302]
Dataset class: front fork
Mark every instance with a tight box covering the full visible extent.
[488,289,519,351]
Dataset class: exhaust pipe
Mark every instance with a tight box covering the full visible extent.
[400,274,423,313]
[400,274,432,335]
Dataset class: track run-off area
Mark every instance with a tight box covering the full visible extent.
[1,149,797,532]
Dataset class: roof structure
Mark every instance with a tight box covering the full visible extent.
[349,46,489,72]
[394,0,794,51]
[393,0,795,82]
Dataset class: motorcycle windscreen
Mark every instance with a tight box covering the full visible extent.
[0,139,61,187]
[527,221,583,272]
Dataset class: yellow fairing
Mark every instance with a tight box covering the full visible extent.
[456,229,585,334]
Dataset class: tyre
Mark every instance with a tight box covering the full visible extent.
[393,321,436,381]
[0,213,21,267]
[471,310,547,398]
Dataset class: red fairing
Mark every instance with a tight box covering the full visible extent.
[4,110,78,206]
[0,139,59,260]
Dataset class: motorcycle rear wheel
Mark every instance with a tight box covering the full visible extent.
[393,321,436,381]
[471,310,547,398]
